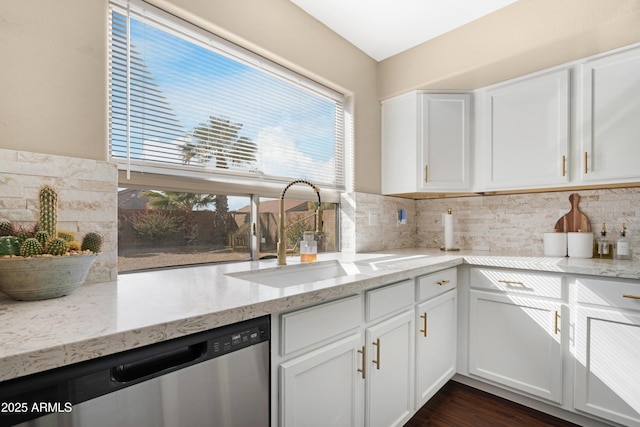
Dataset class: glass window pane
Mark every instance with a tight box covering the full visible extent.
[258,197,338,260]
[118,188,250,272]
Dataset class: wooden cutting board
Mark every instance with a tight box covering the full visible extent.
[554,193,591,232]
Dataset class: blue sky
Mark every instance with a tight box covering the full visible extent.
[122,15,338,185]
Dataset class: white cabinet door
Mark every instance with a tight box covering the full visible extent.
[468,290,563,403]
[419,94,471,192]
[581,46,640,183]
[280,334,364,427]
[381,93,419,196]
[574,306,640,426]
[484,69,570,190]
[366,310,414,427]
[415,289,457,408]
[381,92,471,195]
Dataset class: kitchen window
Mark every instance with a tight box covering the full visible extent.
[109,0,345,271]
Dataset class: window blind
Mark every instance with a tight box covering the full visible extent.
[108,0,345,191]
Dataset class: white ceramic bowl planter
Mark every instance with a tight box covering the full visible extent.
[0,253,97,300]
[0,185,102,301]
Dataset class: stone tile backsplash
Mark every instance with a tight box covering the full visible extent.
[3,147,637,288]
[347,188,640,259]
[341,192,416,252]
[0,149,118,283]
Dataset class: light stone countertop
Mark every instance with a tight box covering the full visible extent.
[1,249,638,383]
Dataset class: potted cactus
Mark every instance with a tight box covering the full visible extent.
[0,186,103,301]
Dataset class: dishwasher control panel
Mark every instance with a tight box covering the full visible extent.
[212,321,269,356]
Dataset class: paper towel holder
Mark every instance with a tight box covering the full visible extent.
[441,208,460,251]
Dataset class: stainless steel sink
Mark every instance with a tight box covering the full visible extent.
[226,260,352,288]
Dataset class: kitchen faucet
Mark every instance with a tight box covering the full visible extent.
[277,179,323,265]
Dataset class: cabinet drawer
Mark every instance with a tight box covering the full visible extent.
[417,268,457,301]
[281,295,362,355]
[470,267,562,299]
[576,276,640,311]
[366,280,414,322]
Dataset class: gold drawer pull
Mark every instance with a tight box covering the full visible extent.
[623,294,640,300]
[372,338,381,370]
[420,313,428,337]
[562,155,566,177]
[498,279,525,286]
[424,165,429,183]
[357,346,366,379]
[437,279,450,286]
[554,311,560,335]
[584,152,588,174]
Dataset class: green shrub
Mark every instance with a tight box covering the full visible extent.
[130,210,184,243]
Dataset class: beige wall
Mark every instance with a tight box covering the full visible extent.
[3,0,640,196]
[0,0,380,193]
[379,0,640,99]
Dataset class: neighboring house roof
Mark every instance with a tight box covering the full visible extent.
[118,189,150,210]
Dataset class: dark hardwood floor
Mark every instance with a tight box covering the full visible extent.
[404,381,580,427]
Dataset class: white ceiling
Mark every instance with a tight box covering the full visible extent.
[290,0,520,61]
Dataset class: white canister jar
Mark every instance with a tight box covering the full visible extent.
[567,232,594,258]
[543,232,567,257]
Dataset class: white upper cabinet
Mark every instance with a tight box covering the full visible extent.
[481,69,570,191]
[580,45,640,183]
[381,92,471,195]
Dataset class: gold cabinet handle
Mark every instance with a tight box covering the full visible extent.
[584,152,588,174]
[437,279,450,286]
[554,310,559,335]
[372,338,381,370]
[562,155,566,177]
[420,313,428,337]
[424,165,429,183]
[498,279,525,286]
[357,346,366,379]
[623,294,640,300]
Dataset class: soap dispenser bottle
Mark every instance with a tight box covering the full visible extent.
[615,224,632,260]
[300,231,317,263]
[594,223,613,259]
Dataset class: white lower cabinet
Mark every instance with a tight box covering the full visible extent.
[280,333,364,427]
[365,310,415,427]
[574,276,640,426]
[468,268,564,404]
[415,290,457,407]
[414,268,458,408]
[274,271,459,427]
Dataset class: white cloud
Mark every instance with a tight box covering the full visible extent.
[141,136,191,164]
[255,127,335,184]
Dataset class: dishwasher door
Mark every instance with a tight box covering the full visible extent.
[4,316,270,427]
[66,341,269,427]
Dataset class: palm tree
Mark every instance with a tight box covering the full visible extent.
[145,191,216,211]
[182,116,257,243]
[183,116,257,170]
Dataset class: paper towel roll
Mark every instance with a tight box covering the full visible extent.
[567,232,593,258]
[543,232,567,257]
[444,212,454,249]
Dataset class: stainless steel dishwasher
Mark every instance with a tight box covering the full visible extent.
[1,316,270,427]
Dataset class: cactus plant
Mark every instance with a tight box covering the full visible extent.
[81,232,103,253]
[20,238,43,257]
[39,185,58,240]
[57,229,76,242]
[0,219,14,237]
[35,231,50,248]
[0,236,21,256]
[47,238,69,256]
[68,241,82,251]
